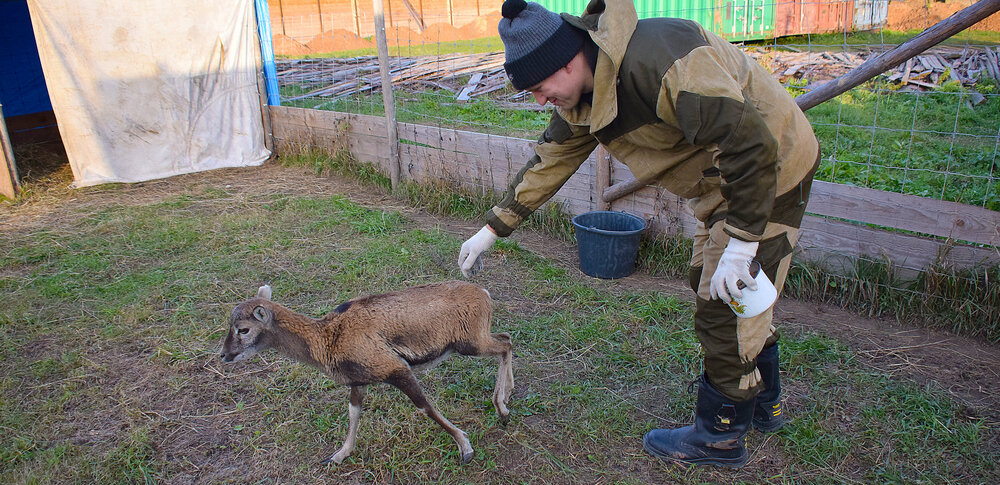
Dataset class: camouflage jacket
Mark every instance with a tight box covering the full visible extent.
[486,0,819,242]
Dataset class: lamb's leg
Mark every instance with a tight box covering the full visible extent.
[321,385,367,465]
[489,333,514,419]
[386,369,474,464]
[453,332,514,419]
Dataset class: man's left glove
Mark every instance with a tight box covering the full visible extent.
[458,225,498,278]
[710,237,759,301]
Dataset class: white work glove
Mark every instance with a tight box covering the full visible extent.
[710,238,760,301]
[458,225,498,278]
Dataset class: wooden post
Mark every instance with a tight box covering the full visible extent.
[373,0,401,190]
[602,0,1000,204]
[0,104,19,199]
[594,145,611,210]
[316,0,325,34]
[277,0,286,36]
[351,0,361,37]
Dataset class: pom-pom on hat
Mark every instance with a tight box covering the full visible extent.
[498,0,588,91]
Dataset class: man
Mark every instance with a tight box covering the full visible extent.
[457,0,819,468]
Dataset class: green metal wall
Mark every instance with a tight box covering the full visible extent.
[535,0,777,41]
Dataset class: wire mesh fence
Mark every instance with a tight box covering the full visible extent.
[264,0,1000,334]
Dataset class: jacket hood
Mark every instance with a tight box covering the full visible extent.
[559,0,638,131]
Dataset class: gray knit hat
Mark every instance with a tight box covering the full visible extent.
[498,0,588,91]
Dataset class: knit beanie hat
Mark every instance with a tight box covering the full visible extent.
[498,0,589,91]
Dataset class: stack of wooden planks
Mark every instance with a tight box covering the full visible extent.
[278,52,507,102]
[276,46,1000,102]
[751,45,1000,91]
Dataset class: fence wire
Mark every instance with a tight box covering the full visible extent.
[266,0,1000,327]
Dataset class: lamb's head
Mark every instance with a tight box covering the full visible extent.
[220,285,275,363]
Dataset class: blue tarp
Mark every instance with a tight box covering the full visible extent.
[0,0,53,117]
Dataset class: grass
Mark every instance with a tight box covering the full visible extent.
[784,256,1000,342]
[1,167,996,482]
[280,88,549,140]
[798,77,1000,210]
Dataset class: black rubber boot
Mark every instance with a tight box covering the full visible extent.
[643,375,753,468]
[753,343,784,433]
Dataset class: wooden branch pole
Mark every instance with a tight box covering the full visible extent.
[602,0,1000,204]
[316,0,325,33]
[373,0,402,190]
[796,0,1000,110]
[0,104,19,199]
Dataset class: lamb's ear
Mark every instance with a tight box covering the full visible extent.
[256,285,272,300]
[252,306,269,323]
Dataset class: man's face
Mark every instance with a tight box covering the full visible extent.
[525,54,592,109]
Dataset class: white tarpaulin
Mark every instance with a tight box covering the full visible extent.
[27,0,270,187]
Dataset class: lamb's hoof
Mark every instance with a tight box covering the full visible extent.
[319,454,344,466]
[461,449,475,464]
[498,411,511,426]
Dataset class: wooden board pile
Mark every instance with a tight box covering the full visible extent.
[276,46,1000,103]
[754,45,1000,91]
[278,52,506,102]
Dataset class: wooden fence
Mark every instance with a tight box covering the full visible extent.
[270,105,1000,278]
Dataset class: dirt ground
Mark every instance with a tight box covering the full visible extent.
[9,161,999,432]
[888,0,1000,33]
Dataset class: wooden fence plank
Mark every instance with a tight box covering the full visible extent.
[797,214,999,276]
[808,180,1000,246]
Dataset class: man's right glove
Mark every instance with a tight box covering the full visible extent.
[458,225,498,278]
[709,237,759,302]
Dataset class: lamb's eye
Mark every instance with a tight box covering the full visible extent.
[238,328,250,335]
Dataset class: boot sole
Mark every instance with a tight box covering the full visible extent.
[642,434,748,469]
[752,419,784,433]
[750,419,785,433]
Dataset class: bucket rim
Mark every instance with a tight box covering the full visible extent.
[571,210,646,236]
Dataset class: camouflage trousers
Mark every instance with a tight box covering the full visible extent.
[688,163,816,402]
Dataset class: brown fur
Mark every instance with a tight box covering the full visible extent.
[220,280,514,465]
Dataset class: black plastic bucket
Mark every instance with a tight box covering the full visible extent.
[571,211,646,279]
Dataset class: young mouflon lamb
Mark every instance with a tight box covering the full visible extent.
[219,280,513,464]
